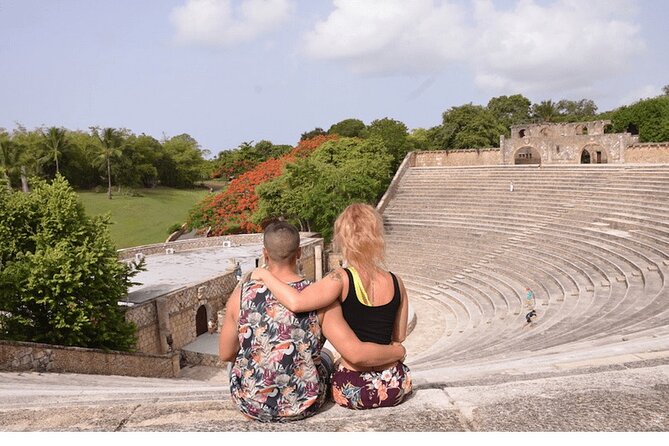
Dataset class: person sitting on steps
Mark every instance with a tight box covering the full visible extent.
[219,220,405,422]
[252,204,412,410]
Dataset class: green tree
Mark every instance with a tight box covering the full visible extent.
[113,134,161,189]
[609,95,669,142]
[254,137,392,239]
[0,130,17,190]
[367,118,411,170]
[487,94,531,131]
[435,104,506,150]
[91,127,124,199]
[531,100,559,122]
[662,85,669,96]
[160,134,207,187]
[300,127,327,141]
[39,127,71,176]
[0,176,138,350]
[327,118,368,138]
[556,99,598,120]
[7,126,40,193]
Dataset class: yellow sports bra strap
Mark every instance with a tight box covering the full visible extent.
[348,266,373,307]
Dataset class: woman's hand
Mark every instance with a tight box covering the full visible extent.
[250,267,267,282]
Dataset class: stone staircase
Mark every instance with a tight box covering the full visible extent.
[384,164,669,374]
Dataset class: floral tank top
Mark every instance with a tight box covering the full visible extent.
[229,279,326,422]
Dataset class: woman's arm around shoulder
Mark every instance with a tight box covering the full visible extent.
[251,267,347,313]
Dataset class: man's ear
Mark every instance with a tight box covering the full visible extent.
[262,247,269,264]
[295,247,302,260]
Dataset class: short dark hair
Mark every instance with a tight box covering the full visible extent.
[263,221,300,264]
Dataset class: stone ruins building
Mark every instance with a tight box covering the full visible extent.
[500,120,637,165]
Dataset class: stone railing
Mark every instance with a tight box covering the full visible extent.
[117,233,264,260]
[377,152,416,214]
[0,340,180,378]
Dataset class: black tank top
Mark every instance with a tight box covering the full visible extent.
[341,268,400,345]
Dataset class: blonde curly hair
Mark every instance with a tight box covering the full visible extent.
[333,203,386,279]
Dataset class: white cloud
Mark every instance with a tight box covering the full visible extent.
[302,0,469,75]
[170,0,295,47]
[471,0,645,93]
[301,0,645,93]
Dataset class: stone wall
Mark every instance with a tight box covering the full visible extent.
[181,350,227,368]
[0,340,180,378]
[124,235,325,355]
[500,121,641,165]
[125,271,238,354]
[625,143,669,163]
[414,149,501,167]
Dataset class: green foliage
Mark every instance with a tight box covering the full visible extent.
[531,98,598,123]
[39,127,71,176]
[0,176,138,350]
[300,127,327,141]
[487,95,531,131]
[609,95,669,142]
[328,119,368,138]
[531,100,559,123]
[159,134,207,188]
[254,137,392,240]
[211,140,292,180]
[434,104,506,150]
[367,118,411,170]
[167,222,183,235]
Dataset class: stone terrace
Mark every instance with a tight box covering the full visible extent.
[386,163,669,383]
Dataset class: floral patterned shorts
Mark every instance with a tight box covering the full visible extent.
[331,361,412,410]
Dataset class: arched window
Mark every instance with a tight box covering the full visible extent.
[580,150,591,164]
[518,129,526,138]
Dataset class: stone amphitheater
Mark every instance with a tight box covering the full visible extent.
[2,124,669,432]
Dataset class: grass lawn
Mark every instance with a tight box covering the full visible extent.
[77,187,210,249]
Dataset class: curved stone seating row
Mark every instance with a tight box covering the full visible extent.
[388,214,664,344]
[388,235,616,365]
[383,165,669,372]
[392,228,648,368]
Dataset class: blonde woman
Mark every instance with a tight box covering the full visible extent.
[251,203,412,409]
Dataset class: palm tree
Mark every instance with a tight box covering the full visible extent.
[0,136,14,191]
[40,127,69,175]
[531,100,559,123]
[0,134,31,192]
[94,127,122,200]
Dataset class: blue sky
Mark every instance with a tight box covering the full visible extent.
[1,0,667,156]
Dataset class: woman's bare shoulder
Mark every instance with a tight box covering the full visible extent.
[325,267,348,282]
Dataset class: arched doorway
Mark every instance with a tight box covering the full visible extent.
[581,144,607,164]
[514,146,541,165]
[195,305,208,336]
